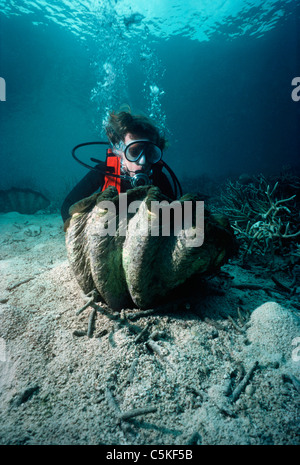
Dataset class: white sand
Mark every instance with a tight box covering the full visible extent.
[0,211,299,445]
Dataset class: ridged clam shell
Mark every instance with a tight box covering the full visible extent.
[0,188,50,214]
[65,186,237,310]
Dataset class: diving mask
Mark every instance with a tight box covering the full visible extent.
[113,139,162,164]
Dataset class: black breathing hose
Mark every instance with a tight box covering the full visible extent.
[71,141,183,197]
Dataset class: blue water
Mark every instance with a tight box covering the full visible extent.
[0,0,299,202]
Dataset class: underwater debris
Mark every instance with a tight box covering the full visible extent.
[283,373,300,394]
[119,406,157,422]
[230,361,259,403]
[24,225,42,237]
[186,431,202,445]
[0,187,50,214]
[87,308,97,338]
[105,384,156,436]
[76,290,98,316]
[227,315,246,334]
[13,385,40,406]
[6,277,35,291]
[218,174,300,263]
[134,322,150,343]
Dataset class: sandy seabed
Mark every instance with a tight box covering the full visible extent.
[0,211,299,445]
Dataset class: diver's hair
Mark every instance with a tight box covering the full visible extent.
[105,109,167,150]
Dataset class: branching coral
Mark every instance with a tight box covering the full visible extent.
[217,174,300,262]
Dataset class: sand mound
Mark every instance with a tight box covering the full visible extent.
[245,302,300,368]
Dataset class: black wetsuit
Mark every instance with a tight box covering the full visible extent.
[61,160,176,225]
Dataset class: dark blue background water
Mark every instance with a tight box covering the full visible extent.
[0,2,299,205]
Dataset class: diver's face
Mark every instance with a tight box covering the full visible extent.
[121,133,152,177]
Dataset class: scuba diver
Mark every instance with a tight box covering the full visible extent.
[61,109,182,231]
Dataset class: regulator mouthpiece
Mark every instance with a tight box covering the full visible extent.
[130,172,152,188]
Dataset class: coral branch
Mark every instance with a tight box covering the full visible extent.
[217,174,300,261]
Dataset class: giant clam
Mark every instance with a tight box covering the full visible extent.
[0,187,50,214]
[65,186,237,310]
